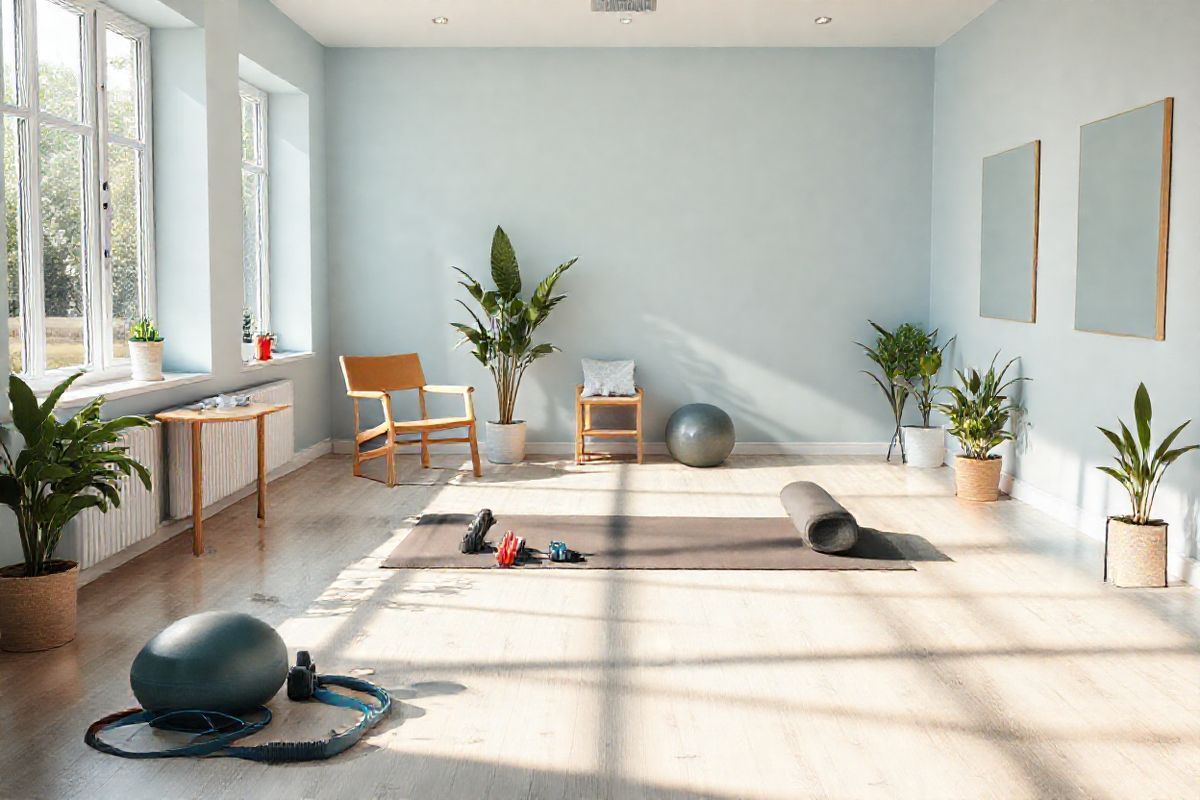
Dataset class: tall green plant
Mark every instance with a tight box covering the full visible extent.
[451,226,577,425]
[1097,383,1198,525]
[0,374,152,577]
[856,321,930,461]
[936,353,1027,460]
[895,332,956,427]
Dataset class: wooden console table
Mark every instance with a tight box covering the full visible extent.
[575,385,644,464]
[156,402,290,556]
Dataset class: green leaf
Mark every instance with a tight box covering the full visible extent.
[38,372,85,417]
[1152,420,1191,464]
[490,226,521,298]
[9,374,45,446]
[1134,383,1152,453]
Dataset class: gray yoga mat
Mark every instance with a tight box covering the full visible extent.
[382,514,915,570]
[779,481,860,554]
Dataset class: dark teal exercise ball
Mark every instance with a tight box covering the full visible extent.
[665,403,735,467]
[130,611,288,716]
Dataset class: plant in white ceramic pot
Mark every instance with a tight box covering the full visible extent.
[895,331,955,468]
[451,226,577,464]
[0,374,152,652]
[936,353,1027,502]
[1097,383,1198,588]
[242,309,257,362]
[128,317,164,381]
[856,321,927,462]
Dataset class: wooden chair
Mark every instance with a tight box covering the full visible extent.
[340,353,482,485]
[575,385,644,464]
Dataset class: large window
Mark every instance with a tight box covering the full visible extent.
[240,80,268,341]
[1,0,152,384]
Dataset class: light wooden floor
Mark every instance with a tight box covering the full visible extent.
[2,454,1199,800]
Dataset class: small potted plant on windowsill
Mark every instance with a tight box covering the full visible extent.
[1097,383,1198,588]
[254,330,275,362]
[936,353,1027,501]
[451,226,577,464]
[128,317,164,381]
[895,332,956,468]
[242,309,256,362]
[0,374,152,651]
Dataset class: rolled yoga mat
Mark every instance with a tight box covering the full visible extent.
[780,481,860,554]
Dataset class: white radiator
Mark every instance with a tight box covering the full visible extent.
[166,379,295,519]
[58,421,163,570]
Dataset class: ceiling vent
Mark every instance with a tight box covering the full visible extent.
[591,0,657,12]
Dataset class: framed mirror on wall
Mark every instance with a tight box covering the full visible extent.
[980,141,1040,323]
[1075,98,1173,340]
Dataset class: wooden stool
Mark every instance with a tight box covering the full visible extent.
[575,385,644,464]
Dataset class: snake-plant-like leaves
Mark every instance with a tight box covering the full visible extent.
[1097,382,1199,525]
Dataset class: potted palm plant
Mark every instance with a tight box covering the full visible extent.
[451,226,577,464]
[127,317,164,381]
[895,332,955,468]
[1097,383,1198,588]
[936,353,1027,501]
[856,321,927,462]
[0,374,152,651]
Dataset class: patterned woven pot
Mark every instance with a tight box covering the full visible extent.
[954,455,1003,502]
[1105,518,1167,588]
[0,560,79,652]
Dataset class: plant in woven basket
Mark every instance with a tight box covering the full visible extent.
[451,226,577,425]
[0,373,153,577]
[936,353,1027,460]
[1097,383,1198,525]
[856,321,931,461]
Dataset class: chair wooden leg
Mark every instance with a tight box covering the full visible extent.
[468,424,482,477]
[352,399,362,477]
[575,398,584,464]
[420,432,431,469]
[636,400,644,464]
[385,431,397,487]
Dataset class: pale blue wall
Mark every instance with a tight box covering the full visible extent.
[929,0,1200,569]
[326,48,935,443]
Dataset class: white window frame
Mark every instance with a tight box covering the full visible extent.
[1,0,154,390]
[240,79,269,340]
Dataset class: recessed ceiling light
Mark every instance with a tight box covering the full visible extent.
[432,16,449,25]
[814,16,833,25]
[620,16,633,24]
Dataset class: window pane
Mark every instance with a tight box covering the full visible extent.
[108,143,140,360]
[36,0,82,123]
[2,0,17,106]
[39,124,85,369]
[241,169,261,322]
[105,29,137,140]
[241,93,258,164]
[4,115,22,373]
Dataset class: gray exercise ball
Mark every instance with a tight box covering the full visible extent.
[130,611,288,717]
[665,403,736,467]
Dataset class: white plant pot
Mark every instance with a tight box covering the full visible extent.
[486,421,526,464]
[241,341,256,362]
[129,340,164,381]
[903,425,945,468]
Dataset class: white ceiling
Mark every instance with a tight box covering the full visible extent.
[270,0,997,48]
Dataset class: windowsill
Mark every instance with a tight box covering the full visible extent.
[50,372,212,409]
[240,350,314,372]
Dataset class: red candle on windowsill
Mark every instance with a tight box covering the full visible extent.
[255,335,273,361]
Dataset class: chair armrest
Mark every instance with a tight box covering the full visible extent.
[423,385,474,395]
[347,390,386,399]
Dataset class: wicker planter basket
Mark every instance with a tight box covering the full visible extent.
[954,455,1003,502]
[1105,518,1168,588]
[0,560,79,652]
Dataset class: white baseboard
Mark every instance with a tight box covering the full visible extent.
[1000,470,1200,589]
[77,438,334,587]
[331,439,888,456]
